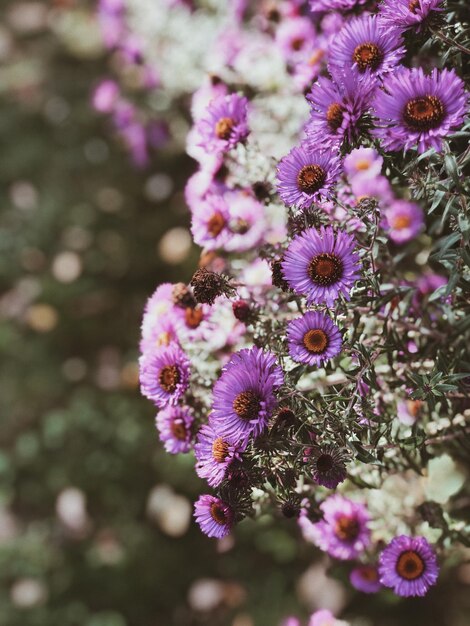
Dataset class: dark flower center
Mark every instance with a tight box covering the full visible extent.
[210,502,228,525]
[159,365,180,392]
[170,420,187,441]
[409,0,420,12]
[212,437,230,463]
[303,329,329,354]
[308,253,344,286]
[291,36,305,51]
[233,390,261,421]
[215,117,235,140]
[185,306,204,329]
[358,565,379,582]
[396,550,425,580]
[207,211,226,237]
[316,453,334,473]
[353,42,383,72]
[391,214,412,230]
[403,95,445,131]
[334,515,360,541]
[297,164,327,194]
[326,102,345,131]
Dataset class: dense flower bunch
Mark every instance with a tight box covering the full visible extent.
[137,0,470,605]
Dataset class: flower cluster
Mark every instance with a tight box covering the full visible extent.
[136,0,470,608]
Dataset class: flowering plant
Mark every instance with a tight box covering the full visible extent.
[130,0,470,610]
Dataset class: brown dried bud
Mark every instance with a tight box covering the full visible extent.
[190,268,234,305]
[172,283,196,309]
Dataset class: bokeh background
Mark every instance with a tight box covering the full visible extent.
[1,2,469,626]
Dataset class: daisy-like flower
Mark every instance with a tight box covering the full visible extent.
[191,193,230,250]
[299,494,371,560]
[379,535,439,597]
[305,70,377,147]
[328,16,405,79]
[378,0,443,32]
[384,200,424,244]
[156,405,193,454]
[197,93,249,154]
[287,311,342,366]
[343,147,383,180]
[350,565,382,593]
[277,143,342,208]
[397,397,423,425]
[139,343,190,408]
[308,609,350,626]
[210,346,284,440]
[310,0,367,12]
[275,16,317,60]
[194,494,234,538]
[195,423,247,487]
[310,444,348,488]
[224,190,268,253]
[282,226,361,306]
[373,67,467,153]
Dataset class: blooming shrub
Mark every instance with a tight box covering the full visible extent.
[133,0,470,609]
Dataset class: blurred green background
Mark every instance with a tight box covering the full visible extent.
[1,3,469,626]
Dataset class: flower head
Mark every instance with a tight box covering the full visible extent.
[384,200,424,244]
[379,535,439,596]
[194,494,234,538]
[299,494,371,560]
[287,311,342,366]
[156,405,194,454]
[306,70,377,147]
[139,343,190,407]
[343,147,383,180]
[210,346,284,440]
[277,144,342,208]
[373,67,467,153]
[379,0,443,32]
[282,226,361,306]
[329,16,405,79]
[350,564,382,593]
[191,193,230,250]
[310,444,348,488]
[197,93,249,153]
[195,423,247,487]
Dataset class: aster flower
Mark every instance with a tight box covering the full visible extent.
[397,397,423,425]
[308,609,350,626]
[197,93,249,154]
[275,16,317,60]
[379,0,443,32]
[310,0,367,12]
[373,67,467,153]
[350,565,382,593]
[379,535,439,597]
[299,494,371,560]
[384,200,424,244]
[282,226,361,306]
[156,405,193,454]
[195,423,247,487]
[277,144,342,208]
[329,16,405,79]
[310,444,348,488]
[191,193,230,250]
[194,494,234,538]
[139,343,190,408]
[140,283,179,350]
[224,190,268,252]
[210,346,284,440]
[287,311,342,366]
[305,70,377,147]
[343,147,383,180]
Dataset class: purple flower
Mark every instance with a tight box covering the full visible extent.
[210,346,284,440]
[350,564,382,593]
[343,147,383,180]
[329,16,405,79]
[194,494,234,538]
[282,226,361,306]
[379,0,443,32]
[384,200,424,244]
[287,311,342,366]
[191,193,230,250]
[140,283,178,351]
[379,535,439,597]
[310,0,367,12]
[306,70,377,147]
[299,495,371,560]
[197,93,249,154]
[396,397,423,425]
[276,16,317,60]
[195,424,247,487]
[139,343,190,407]
[373,67,467,153]
[92,80,120,113]
[310,445,348,488]
[156,405,193,454]
[224,190,268,253]
[277,144,342,208]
